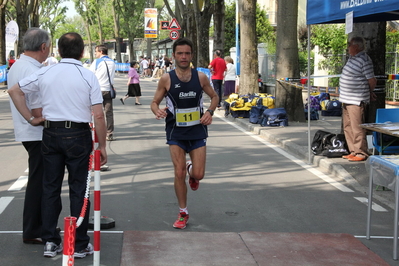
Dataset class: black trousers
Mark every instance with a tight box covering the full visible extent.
[22,141,43,239]
[212,79,223,107]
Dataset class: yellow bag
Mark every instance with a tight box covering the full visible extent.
[229,93,239,100]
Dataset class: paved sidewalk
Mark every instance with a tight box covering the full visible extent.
[121,231,389,266]
[220,108,398,211]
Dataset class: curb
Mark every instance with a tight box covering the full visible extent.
[224,115,396,211]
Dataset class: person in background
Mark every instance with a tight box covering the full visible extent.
[164,56,172,72]
[140,57,149,78]
[44,53,58,66]
[152,56,161,78]
[121,61,142,105]
[340,36,377,162]
[7,27,50,245]
[90,44,116,141]
[8,32,107,259]
[223,56,236,97]
[151,38,219,230]
[8,55,16,69]
[208,50,226,108]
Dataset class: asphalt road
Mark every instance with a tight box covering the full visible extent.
[0,75,398,265]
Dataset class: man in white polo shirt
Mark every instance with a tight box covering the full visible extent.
[8,27,50,244]
[9,32,107,259]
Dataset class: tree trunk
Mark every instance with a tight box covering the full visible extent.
[95,8,104,44]
[193,0,213,67]
[350,22,386,123]
[83,17,93,62]
[112,2,121,63]
[275,0,304,122]
[239,0,258,95]
[15,0,38,55]
[213,0,225,54]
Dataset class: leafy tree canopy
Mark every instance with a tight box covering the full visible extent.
[224,2,275,54]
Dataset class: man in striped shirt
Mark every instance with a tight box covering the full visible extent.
[339,36,376,162]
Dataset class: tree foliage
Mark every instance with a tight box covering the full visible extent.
[224,2,275,55]
[40,0,67,53]
[310,24,346,86]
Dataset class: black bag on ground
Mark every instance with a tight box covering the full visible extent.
[321,134,349,158]
[311,130,349,157]
[259,108,288,127]
[311,130,334,155]
[249,105,267,124]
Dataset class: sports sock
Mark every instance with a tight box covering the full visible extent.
[187,163,192,176]
[180,207,188,215]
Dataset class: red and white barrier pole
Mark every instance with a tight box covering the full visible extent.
[62,216,77,266]
[93,149,101,265]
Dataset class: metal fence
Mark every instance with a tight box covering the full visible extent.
[261,50,399,101]
[259,53,276,84]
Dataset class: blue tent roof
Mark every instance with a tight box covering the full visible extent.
[307,1,399,25]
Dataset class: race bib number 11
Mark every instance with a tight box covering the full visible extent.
[176,107,201,127]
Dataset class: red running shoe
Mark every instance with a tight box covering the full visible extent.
[187,160,199,191]
[173,212,189,229]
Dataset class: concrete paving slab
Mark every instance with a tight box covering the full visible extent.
[240,232,390,266]
[121,231,389,266]
[121,231,256,266]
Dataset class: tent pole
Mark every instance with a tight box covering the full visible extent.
[307,25,312,164]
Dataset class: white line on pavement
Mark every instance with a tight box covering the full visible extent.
[0,230,124,234]
[354,197,388,212]
[216,114,354,193]
[8,176,28,191]
[0,197,14,215]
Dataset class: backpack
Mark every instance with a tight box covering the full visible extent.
[249,105,267,124]
[321,99,342,116]
[259,108,288,127]
[305,108,319,120]
[305,95,321,111]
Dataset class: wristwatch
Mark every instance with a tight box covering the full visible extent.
[206,109,214,116]
[27,116,35,124]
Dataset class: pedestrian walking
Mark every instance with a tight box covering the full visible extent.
[121,61,142,105]
[90,44,116,141]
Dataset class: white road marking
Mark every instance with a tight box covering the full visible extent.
[216,114,354,193]
[0,230,124,234]
[8,176,28,191]
[0,197,14,215]
[354,197,388,212]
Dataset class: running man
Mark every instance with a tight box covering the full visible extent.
[150,38,219,229]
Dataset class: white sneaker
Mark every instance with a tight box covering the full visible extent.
[74,243,94,258]
[100,165,109,171]
[43,242,63,258]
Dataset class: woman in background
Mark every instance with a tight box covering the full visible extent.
[223,56,236,96]
[121,61,142,105]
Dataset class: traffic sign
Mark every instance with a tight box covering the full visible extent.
[168,18,181,30]
[169,30,180,40]
[160,21,169,30]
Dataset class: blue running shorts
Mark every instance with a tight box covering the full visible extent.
[167,139,207,153]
